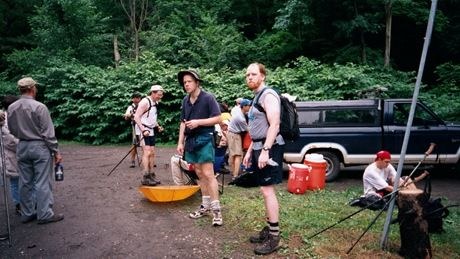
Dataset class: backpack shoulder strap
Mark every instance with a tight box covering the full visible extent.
[253,87,269,113]
[143,97,157,117]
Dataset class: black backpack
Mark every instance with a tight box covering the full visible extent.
[253,88,300,141]
[423,197,450,233]
[421,176,458,233]
[228,171,259,188]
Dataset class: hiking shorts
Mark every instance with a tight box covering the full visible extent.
[143,135,156,146]
[251,144,284,186]
[227,131,243,157]
[185,134,215,164]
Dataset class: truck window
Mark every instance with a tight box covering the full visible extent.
[393,103,441,126]
[298,108,379,127]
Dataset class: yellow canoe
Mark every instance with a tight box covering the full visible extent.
[139,185,200,202]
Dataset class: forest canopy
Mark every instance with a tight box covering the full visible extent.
[1,0,458,144]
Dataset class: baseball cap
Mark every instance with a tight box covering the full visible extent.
[149,85,164,93]
[17,77,38,90]
[177,70,202,86]
[240,99,251,108]
[375,150,391,161]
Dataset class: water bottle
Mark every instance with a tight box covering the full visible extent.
[55,163,64,181]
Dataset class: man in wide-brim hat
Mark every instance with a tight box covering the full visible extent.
[176,69,224,227]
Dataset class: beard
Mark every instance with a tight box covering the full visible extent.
[247,80,259,90]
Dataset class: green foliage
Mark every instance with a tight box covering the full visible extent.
[419,63,460,122]
[269,57,414,101]
[143,1,248,70]
[4,0,113,77]
[1,54,458,144]
[0,76,16,97]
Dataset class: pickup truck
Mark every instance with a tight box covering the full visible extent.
[283,99,460,181]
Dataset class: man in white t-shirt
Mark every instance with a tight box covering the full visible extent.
[363,150,397,198]
[363,150,416,199]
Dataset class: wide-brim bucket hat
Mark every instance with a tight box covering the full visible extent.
[177,70,203,87]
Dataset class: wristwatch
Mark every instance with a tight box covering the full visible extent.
[262,146,270,151]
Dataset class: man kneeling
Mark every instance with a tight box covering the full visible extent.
[357,150,415,210]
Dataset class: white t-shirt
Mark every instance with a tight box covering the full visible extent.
[362,162,397,198]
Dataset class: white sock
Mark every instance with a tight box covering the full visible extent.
[202,196,211,209]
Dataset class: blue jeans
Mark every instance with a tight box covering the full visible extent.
[10,176,19,205]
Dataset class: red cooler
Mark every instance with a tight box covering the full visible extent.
[304,154,327,190]
[287,163,310,194]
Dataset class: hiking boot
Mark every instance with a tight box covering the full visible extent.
[249,226,269,243]
[130,161,136,168]
[212,210,223,227]
[254,234,281,255]
[189,205,210,219]
[20,214,37,224]
[141,173,157,186]
[37,214,64,225]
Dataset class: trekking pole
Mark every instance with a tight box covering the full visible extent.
[0,127,12,246]
[401,143,435,187]
[308,171,429,239]
[346,194,397,254]
[107,136,144,176]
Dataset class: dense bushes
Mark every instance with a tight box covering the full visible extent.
[2,55,456,144]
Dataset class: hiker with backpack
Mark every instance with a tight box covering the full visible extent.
[242,63,285,255]
[133,85,164,186]
[123,92,142,168]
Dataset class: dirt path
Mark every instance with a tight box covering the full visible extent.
[1,144,458,258]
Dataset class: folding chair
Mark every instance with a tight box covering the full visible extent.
[179,158,225,194]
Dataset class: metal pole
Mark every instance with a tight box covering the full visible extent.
[380,0,438,249]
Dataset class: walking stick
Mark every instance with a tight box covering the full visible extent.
[0,127,12,246]
[107,136,144,176]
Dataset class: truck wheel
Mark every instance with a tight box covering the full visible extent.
[315,151,340,182]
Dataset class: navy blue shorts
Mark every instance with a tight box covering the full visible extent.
[143,135,156,146]
[251,144,284,186]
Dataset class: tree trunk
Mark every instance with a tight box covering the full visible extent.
[397,189,432,259]
[354,0,366,64]
[384,0,393,68]
[113,35,121,68]
[119,0,149,62]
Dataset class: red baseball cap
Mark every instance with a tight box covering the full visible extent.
[375,150,391,161]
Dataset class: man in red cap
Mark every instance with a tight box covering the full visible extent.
[363,150,397,199]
